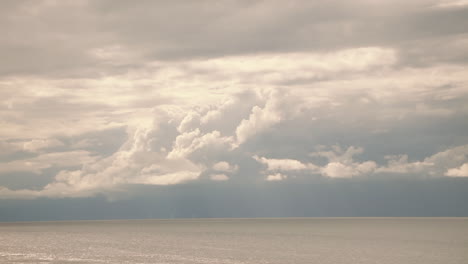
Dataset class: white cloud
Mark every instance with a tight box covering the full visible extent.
[314,145,468,178]
[254,156,312,171]
[235,105,278,145]
[312,146,377,178]
[0,150,98,174]
[0,138,64,157]
[266,173,287,181]
[2,90,468,198]
[188,48,396,85]
[321,161,377,178]
[0,114,205,198]
[433,0,468,8]
[254,146,378,179]
[1,48,466,142]
[321,162,354,178]
[377,145,468,177]
[1,43,467,199]
[177,111,201,133]
[136,170,200,185]
[212,161,238,173]
[311,146,365,164]
[210,174,229,181]
[253,144,468,180]
[200,98,237,125]
[168,130,234,159]
[235,90,283,145]
[445,163,468,177]
[376,155,433,174]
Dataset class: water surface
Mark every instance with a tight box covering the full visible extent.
[0,218,467,263]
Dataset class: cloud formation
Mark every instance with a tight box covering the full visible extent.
[0,0,467,200]
[445,163,468,177]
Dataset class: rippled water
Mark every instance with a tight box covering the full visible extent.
[0,218,467,263]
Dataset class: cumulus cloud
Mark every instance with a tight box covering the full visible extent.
[377,144,468,177]
[1,86,468,198]
[266,173,287,181]
[168,130,234,159]
[177,111,201,133]
[254,156,312,171]
[321,161,377,178]
[212,161,238,173]
[0,116,204,198]
[235,97,281,145]
[445,163,468,177]
[254,144,468,180]
[309,146,377,178]
[254,146,378,179]
[134,170,200,185]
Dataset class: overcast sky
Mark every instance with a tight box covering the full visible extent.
[1,0,468,220]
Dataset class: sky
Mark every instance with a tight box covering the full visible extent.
[1,0,468,220]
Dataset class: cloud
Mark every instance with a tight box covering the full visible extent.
[321,161,377,178]
[133,170,200,185]
[210,174,229,181]
[235,89,288,145]
[254,146,377,179]
[168,130,234,159]
[185,48,396,85]
[254,144,468,180]
[1,49,466,141]
[1,76,467,198]
[445,163,468,177]
[212,161,238,173]
[254,156,312,171]
[433,0,468,8]
[0,150,98,174]
[0,141,23,158]
[22,138,64,152]
[177,111,201,133]
[1,1,467,200]
[377,144,468,177]
[4,0,467,77]
[0,187,41,200]
[0,116,205,198]
[310,146,377,178]
[311,146,365,164]
[266,173,287,181]
[376,155,433,174]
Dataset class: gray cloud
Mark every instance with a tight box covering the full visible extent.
[1,0,468,77]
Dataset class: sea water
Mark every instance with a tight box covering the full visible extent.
[0,218,467,263]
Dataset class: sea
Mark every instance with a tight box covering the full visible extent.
[0,218,467,264]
